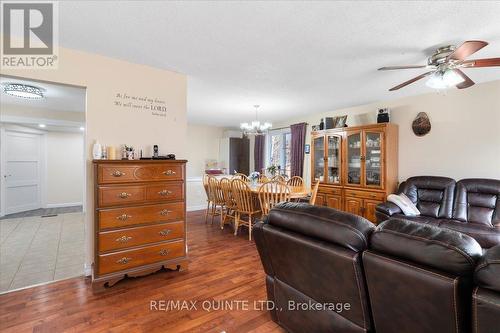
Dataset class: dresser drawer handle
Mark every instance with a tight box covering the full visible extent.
[159,249,170,256]
[111,170,125,177]
[115,235,132,243]
[116,214,132,221]
[158,190,172,196]
[118,192,132,199]
[159,229,172,236]
[160,209,172,216]
[116,257,132,264]
[163,170,176,175]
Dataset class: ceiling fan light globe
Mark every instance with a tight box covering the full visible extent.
[425,70,464,89]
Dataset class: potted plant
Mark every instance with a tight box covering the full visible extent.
[266,165,278,177]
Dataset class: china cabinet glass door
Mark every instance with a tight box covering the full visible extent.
[326,135,341,184]
[312,136,325,182]
[364,131,383,187]
[346,132,362,185]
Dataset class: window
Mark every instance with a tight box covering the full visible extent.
[266,129,291,178]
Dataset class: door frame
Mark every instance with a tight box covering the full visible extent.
[0,125,47,217]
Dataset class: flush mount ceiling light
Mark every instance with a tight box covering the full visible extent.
[240,105,272,136]
[3,83,44,99]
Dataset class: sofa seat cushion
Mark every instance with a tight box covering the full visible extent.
[475,245,500,292]
[440,220,500,249]
[370,219,483,276]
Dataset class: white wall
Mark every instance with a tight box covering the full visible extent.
[185,124,225,211]
[46,131,84,207]
[273,80,500,183]
[185,124,225,178]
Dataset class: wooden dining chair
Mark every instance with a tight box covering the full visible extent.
[271,175,286,183]
[219,177,237,230]
[203,174,212,223]
[287,176,304,187]
[309,180,321,205]
[233,173,250,181]
[231,179,261,240]
[207,176,225,225]
[258,174,270,183]
[258,180,291,217]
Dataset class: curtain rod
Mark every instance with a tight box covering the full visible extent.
[271,123,309,131]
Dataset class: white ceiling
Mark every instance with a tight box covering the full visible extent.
[58,1,500,126]
[0,76,86,113]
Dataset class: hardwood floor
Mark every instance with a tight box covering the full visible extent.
[0,210,285,333]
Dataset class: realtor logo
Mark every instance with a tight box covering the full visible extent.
[1,1,58,68]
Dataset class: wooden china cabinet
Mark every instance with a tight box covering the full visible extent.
[311,123,398,223]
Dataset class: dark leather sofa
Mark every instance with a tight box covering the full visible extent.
[255,202,493,333]
[473,245,500,333]
[376,177,500,248]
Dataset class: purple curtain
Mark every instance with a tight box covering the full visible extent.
[254,135,265,173]
[290,122,307,177]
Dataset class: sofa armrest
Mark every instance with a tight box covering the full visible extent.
[376,202,402,216]
[475,245,500,292]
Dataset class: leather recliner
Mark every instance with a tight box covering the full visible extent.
[363,219,483,333]
[253,202,375,333]
[376,177,500,248]
[473,245,500,333]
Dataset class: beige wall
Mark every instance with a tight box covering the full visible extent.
[274,80,500,184]
[46,131,84,206]
[1,45,187,273]
[185,124,225,178]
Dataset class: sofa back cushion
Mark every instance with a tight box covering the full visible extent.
[453,179,500,227]
[401,176,456,218]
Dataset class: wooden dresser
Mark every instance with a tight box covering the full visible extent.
[311,123,398,223]
[92,159,187,291]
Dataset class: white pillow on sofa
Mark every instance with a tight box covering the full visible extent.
[387,193,420,216]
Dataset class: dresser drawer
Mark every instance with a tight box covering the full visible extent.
[98,202,184,230]
[98,221,184,252]
[98,240,185,275]
[146,182,184,201]
[98,182,183,207]
[344,189,385,201]
[98,164,183,184]
[98,185,146,207]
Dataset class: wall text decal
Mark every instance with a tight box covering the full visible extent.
[114,92,167,117]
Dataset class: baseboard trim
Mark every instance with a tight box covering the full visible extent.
[46,202,83,208]
[84,263,92,277]
[187,204,206,212]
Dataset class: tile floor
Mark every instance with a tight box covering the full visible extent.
[0,212,85,293]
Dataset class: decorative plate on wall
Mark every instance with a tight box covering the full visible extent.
[412,112,431,136]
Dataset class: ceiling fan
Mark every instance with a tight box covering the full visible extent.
[379,40,500,91]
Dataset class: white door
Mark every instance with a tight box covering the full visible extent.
[2,130,43,214]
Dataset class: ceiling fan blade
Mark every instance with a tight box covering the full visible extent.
[378,65,427,70]
[454,69,475,89]
[388,71,433,91]
[447,40,488,61]
[461,57,500,68]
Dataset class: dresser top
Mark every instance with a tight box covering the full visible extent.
[93,159,187,164]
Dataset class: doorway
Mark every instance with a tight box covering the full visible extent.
[0,75,86,293]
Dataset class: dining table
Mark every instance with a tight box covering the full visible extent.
[209,174,311,199]
[247,182,311,199]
